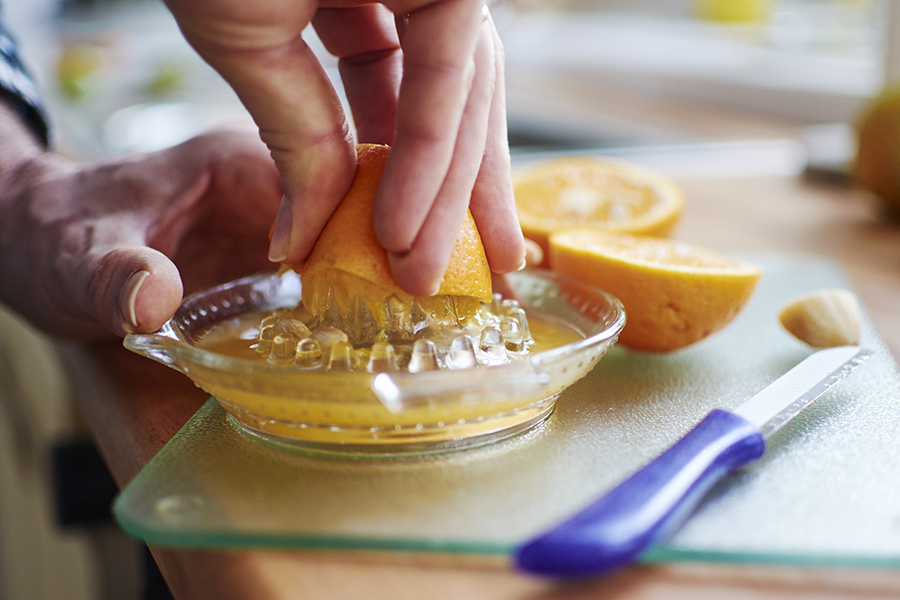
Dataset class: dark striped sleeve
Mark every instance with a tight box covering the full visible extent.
[0,16,49,146]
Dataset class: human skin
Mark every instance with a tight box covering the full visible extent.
[0,105,281,339]
[163,0,526,297]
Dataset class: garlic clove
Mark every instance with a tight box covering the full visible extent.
[778,289,861,348]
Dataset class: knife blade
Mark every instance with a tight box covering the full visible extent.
[514,345,870,579]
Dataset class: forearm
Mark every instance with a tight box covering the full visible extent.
[0,101,62,337]
[0,100,44,196]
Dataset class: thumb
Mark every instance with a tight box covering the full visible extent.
[86,246,183,337]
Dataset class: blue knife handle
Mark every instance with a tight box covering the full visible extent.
[514,409,766,579]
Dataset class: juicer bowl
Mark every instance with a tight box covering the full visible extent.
[124,269,625,455]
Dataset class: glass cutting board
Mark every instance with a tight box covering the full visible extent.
[113,253,900,568]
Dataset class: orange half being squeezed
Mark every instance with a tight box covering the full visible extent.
[283,144,492,340]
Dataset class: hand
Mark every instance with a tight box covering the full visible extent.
[164,0,526,296]
[0,127,281,339]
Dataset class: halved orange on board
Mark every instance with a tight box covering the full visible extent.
[514,155,685,266]
[549,230,762,352]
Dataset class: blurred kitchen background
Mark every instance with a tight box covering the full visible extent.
[2,0,893,169]
[0,0,892,599]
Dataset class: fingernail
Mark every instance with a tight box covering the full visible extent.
[121,270,150,332]
[523,238,544,267]
[268,196,292,263]
[516,255,527,271]
[389,250,442,297]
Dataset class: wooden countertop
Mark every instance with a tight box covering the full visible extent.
[62,168,900,599]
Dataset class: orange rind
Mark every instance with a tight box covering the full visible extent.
[549,230,761,352]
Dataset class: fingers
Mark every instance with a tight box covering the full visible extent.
[372,0,487,259]
[468,18,526,274]
[81,128,281,338]
[166,0,357,266]
[524,238,543,268]
[50,130,279,339]
[386,16,495,295]
[312,5,401,144]
[318,0,514,295]
[166,0,518,296]
[155,129,282,293]
[85,246,184,336]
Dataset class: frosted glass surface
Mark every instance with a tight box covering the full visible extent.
[114,254,900,568]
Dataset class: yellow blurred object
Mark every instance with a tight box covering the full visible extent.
[56,43,102,100]
[292,144,492,334]
[513,155,685,267]
[695,0,771,23]
[144,59,186,98]
[854,85,900,212]
[549,230,761,352]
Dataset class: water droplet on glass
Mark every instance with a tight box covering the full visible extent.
[408,339,440,373]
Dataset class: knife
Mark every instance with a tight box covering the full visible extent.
[514,345,870,579]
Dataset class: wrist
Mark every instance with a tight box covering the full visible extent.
[0,142,89,338]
